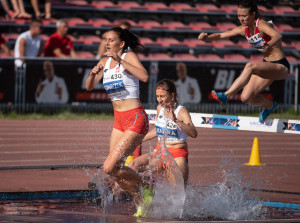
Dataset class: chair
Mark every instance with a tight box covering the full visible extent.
[286,56,298,62]
[291,41,300,49]
[138,20,166,29]
[148,53,171,60]
[189,21,216,30]
[67,35,81,44]
[162,21,189,30]
[173,53,197,60]
[113,19,143,28]
[258,5,274,13]
[156,37,185,47]
[212,40,236,48]
[139,37,160,46]
[87,18,112,27]
[275,24,297,32]
[78,35,101,44]
[224,54,248,62]
[91,0,119,8]
[220,4,238,13]
[216,22,236,31]
[77,51,95,59]
[183,38,213,47]
[250,54,263,62]
[2,33,19,41]
[117,1,146,10]
[195,3,223,12]
[198,54,222,61]
[169,3,197,11]
[144,2,173,11]
[65,17,87,26]
[273,6,298,14]
[238,39,250,48]
[68,0,89,6]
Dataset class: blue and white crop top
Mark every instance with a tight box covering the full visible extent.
[103,53,139,101]
[155,105,188,143]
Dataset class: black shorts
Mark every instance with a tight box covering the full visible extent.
[263,57,290,72]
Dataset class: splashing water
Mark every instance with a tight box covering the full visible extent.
[182,158,267,221]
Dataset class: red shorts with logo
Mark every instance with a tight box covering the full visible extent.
[154,145,189,163]
[114,105,149,135]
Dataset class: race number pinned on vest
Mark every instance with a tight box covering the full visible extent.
[103,65,126,97]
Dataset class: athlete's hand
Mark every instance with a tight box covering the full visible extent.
[90,62,103,77]
[104,51,121,63]
[198,32,208,41]
[165,104,176,122]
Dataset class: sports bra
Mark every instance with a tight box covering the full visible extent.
[103,53,139,101]
[245,18,273,51]
[155,105,188,143]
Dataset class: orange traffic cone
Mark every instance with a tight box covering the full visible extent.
[244,137,265,166]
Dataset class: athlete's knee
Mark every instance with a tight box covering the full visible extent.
[244,61,257,73]
[240,91,253,104]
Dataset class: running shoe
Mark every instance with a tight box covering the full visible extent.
[133,186,155,217]
[211,90,227,106]
[259,101,277,123]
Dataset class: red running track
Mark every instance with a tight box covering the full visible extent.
[0,120,300,204]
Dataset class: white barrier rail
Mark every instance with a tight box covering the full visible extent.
[145,109,300,135]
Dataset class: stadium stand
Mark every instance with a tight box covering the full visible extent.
[0,0,299,61]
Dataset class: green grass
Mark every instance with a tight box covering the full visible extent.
[0,110,114,120]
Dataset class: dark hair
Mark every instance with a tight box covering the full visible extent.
[238,0,261,19]
[109,27,142,53]
[156,79,178,106]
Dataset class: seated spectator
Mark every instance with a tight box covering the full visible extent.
[31,0,51,19]
[96,21,131,59]
[14,19,42,67]
[44,19,78,58]
[35,60,69,103]
[0,33,12,56]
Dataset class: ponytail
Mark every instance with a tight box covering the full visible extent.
[109,27,143,53]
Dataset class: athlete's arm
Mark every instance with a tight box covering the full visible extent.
[175,107,198,138]
[105,51,149,83]
[85,59,105,91]
[258,20,282,51]
[198,26,244,41]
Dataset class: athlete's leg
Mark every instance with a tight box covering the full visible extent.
[103,129,146,204]
[175,157,189,187]
[240,75,274,108]
[128,153,151,172]
[225,61,288,98]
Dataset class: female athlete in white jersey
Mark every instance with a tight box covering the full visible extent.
[86,27,149,207]
[198,0,289,123]
[129,79,198,187]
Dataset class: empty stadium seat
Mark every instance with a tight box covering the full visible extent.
[276,24,299,32]
[2,33,18,41]
[291,41,300,49]
[117,1,147,10]
[67,35,81,44]
[113,19,143,28]
[195,3,223,12]
[148,53,171,59]
[78,35,101,44]
[189,21,216,30]
[156,37,186,47]
[77,51,95,59]
[169,3,197,11]
[216,22,236,31]
[224,54,248,61]
[220,4,238,13]
[173,53,197,60]
[42,18,57,25]
[286,55,298,62]
[139,37,160,46]
[198,54,222,61]
[250,54,263,61]
[183,38,213,47]
[65,17,87,26]
[162,21,189,30]
[88,18,112,27]
[138,20,166,29]
[144,2,173,11]
[238,39,250,48]
[91,0,119,9]
[258,5,274,14]
[68,0,90,7]
[273,6,298,14]
[212,40,236,48]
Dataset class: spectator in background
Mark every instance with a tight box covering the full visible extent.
[44,19,78,58]
[35,60,69,103]
[96,21,132,59]
[14,19,42,67]
[175,62,202,104]
[1,0,32,19]
[31,0,52,19]
[0,33,12,56]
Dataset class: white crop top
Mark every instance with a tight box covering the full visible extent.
[103,53,139,101]
[155,105,188,143]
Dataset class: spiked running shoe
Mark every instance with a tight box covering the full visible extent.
[211,90,227,106]
[259,101,277,123]
[133,186,155,217]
